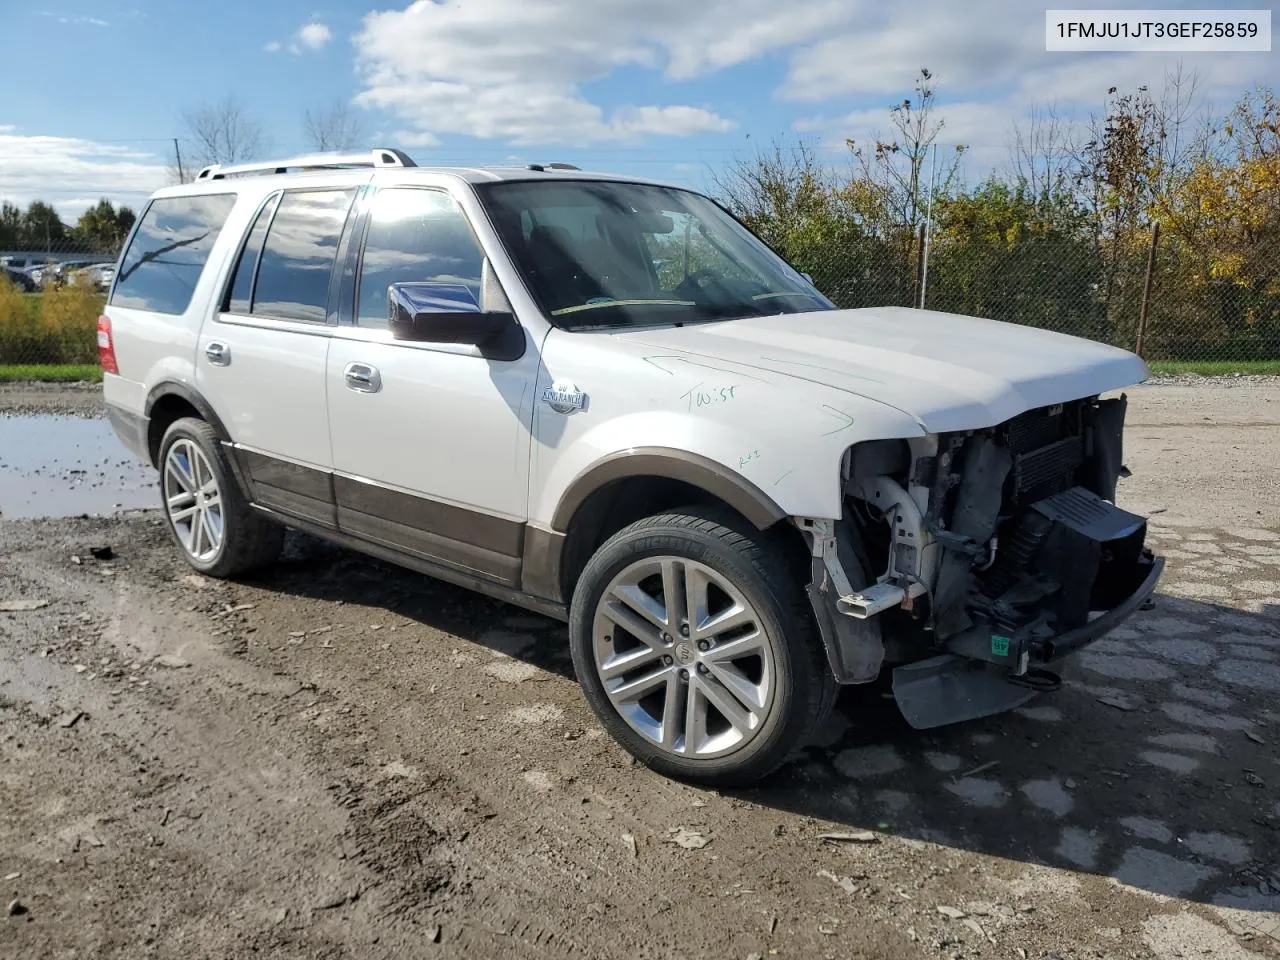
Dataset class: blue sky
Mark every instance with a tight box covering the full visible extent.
[0,1,1274,219]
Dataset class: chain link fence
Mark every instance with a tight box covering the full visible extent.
[787,224,1280,363]
[2,224,1278,369]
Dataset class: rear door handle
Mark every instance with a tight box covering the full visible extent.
[205,341,231,366]
[344,362,381,393]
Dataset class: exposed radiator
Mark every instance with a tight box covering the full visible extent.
[1013,436,1084,503]
[1003,404,1084,503]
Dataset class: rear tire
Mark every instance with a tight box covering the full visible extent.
[569,508,837,786]
[158,417,284,578]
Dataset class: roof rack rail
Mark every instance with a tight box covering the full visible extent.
[526,162,581,172]
[194,147,416,181]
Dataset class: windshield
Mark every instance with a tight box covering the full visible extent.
[476,180,833,331]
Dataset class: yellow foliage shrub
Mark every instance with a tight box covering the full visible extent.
[0,277,41,362]
[37,277,105,363]
[0,276,35,338]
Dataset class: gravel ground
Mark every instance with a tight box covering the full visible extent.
[1,380,1278,960]
[0,381,105,417]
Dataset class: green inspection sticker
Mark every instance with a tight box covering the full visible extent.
[991,634,1011,657]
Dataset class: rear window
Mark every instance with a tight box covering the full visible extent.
[111,194,236,314]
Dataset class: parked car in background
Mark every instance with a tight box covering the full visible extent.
[100,148,1162,785]
[1,256,51,286]
[93,264,116,292]
[2,265,39,292]
[47,259,100,286]
[1,255,44,271]
[69,262,116,292]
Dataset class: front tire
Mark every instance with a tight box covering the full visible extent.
[569,509,836,786]
[158,417,284,578]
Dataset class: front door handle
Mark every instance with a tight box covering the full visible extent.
[205,341,231,366]
[344,362,381,394]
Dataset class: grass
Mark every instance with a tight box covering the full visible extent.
[0,364,103,383]
[1147,360,1280,376]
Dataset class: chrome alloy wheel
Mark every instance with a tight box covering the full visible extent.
[591,557,778,760]
[163,439,224,562]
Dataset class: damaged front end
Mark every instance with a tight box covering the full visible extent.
[801,394,1163,729]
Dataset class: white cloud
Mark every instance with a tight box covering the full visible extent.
[393,129,442,148]
[265,19,334,56]
[781,2,1275,116]
[775,0,1275,185]
[297,21,333,51]
[351,0,1275,161]
[40,12,110,27]
[352,0,847,145]
[0,130,166,220]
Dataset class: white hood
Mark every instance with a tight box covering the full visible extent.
[619,306,1149,433]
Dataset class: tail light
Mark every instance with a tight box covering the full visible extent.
[97,314,118,374]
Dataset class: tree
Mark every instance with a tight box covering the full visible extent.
[712,140,921,308]
[845,68,966,234]
[1070,78,1195,342]
[304,100,364,152]
[930,179,1102,338]
[22,201,66,249]
[0,202,22,248]
[74,199,136,252]
[1152,86,1280,358]
[1010,102,1075,201]
[839,68,967,306]
[178,95,266,178]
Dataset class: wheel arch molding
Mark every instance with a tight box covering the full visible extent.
[143,381,253,501]
[551,447,787,535]
[144,381,233,461]
[145,381,230,435]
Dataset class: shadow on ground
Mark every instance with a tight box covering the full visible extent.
[247,532,1280,915]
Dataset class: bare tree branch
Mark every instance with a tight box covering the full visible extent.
[177,96,266,179]
[845,68,965,231]
[1010,101,1076,198]
[303,101,365,153]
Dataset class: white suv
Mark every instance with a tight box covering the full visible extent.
[101,148,1163,784]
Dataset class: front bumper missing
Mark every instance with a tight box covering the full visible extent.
[892,553,1163,730]
[944,552,1164,670]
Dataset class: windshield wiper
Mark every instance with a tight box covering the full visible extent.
[550,298,696,317]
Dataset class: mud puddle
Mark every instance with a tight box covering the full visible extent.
[0,414,156,518]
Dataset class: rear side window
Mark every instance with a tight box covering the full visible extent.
[111,193,236,314]
[225,193,280,314]
[251,189,355,323]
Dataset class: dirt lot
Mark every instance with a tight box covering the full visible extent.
[2,379,1278,960]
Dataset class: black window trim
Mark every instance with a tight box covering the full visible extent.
[109,190,238,316]
[218,189,281,318]
[331,184,373,327]
[223,186,358,327]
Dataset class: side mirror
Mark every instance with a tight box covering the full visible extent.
[387,281,513,346]
[800,272,814,285]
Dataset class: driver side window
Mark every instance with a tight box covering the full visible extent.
[357,188,484,329]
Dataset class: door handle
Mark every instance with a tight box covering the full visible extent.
[205,341,231,366]
[344,362,381,394]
